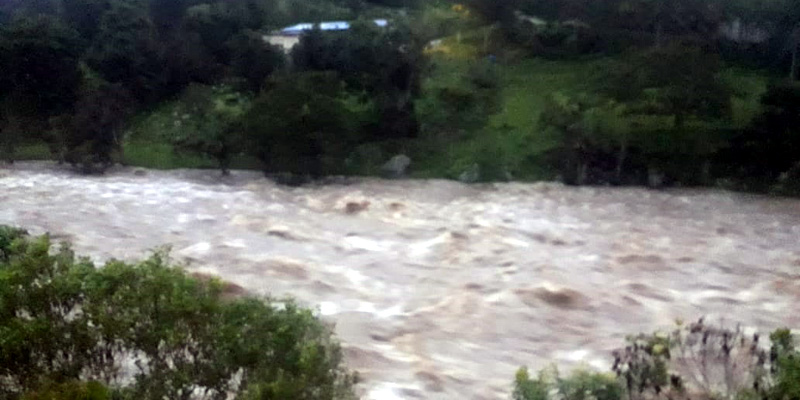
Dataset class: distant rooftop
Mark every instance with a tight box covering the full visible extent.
[279,19,388,36]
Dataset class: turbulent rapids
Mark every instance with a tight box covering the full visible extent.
[2,162,799,400]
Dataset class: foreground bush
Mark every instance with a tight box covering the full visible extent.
[516,319,799,400]
[0,226,355,400]
[513,367,621,400]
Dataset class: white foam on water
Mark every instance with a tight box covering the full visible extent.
[3,164,800,400]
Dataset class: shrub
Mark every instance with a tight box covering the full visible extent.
[63,83,134,173]
[513,366,622,400]
[769,329,800,400]
[513,367,549,400]
[613,318,769,400]
[243,72,358,179]
[0,226,355,400]
[170,84,251,175]
[516,320,799,400]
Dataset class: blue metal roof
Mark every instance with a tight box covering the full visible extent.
[280,19,388,36]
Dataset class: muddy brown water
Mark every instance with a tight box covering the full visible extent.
[2,162,799,399]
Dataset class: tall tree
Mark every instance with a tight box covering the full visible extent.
[0,16,81,162]
[227,30,286,92]
[0,16,82,120]
[62,0,109,44]
[171,84,250,175]
[602,41,731,128]
[291,21,426,139]
[86,1,165,101]
[243,72,355,179]
[64,83,134,173]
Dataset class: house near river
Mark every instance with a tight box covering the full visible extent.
[264,19,389,52]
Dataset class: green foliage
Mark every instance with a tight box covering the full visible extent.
[602,42,732,125]
[536,42,735,186]
[612,319,770,400]
[0,226,355,399]
[724,81,800,192]
[170,84,252,174]
[514,367,549,400]
[292,20,426,139]
[244,72,358,179]
[64,83,134,173]
[558,370,623,400]
[0,16,82,119]
[513,366,622,400]
[62,0,109,44]
[0,225,27,262]
[516,323,798,400]
[86,1,165,101]
[228,30,286,92]
[769,329,800,400]
[419,60,501,137]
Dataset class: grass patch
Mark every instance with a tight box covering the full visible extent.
[721,66,771,128]
[413,46,771,181]
[413,54,599,180]
[14,143,52,160]
[123,141,216,170]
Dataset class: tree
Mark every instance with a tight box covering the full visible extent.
[603,42,731,129]
[0,226,356,400]
[62,0,110,44]
[148,0,198,33]
[720,0,800,77]
[291,21,426,140]
[540,42,732,186]
[64,83,134,173]
[171,84,250,175]
[0,16,82,162]
[86,1,166,102]
[243,72,356,180]
[605,43,731,183]
[418,60,502,139]
[0,16,82,121]
[723,81,800,187]
[227,30,286,92]
[182,2,252,65]
[466,0,518,26]
[790,24,800,81]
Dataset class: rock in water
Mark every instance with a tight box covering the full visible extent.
[382,154,411,178]
[647,167,664,188]
[458,163,480,184]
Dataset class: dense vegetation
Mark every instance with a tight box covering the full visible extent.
[0,225,356,399]
[0,0,799,192]
[515,319,800,400]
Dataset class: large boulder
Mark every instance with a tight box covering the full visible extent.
[381,154,411,178]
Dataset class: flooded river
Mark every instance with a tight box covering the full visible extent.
[2,162,799,399]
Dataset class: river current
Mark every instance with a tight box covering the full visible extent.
[2,162,799,399]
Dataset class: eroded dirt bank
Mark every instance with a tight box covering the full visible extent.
[2,162,799,399]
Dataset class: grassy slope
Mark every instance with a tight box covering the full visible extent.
[12,1,770,177]
[412,22,771,180]
[15,59,767,175]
